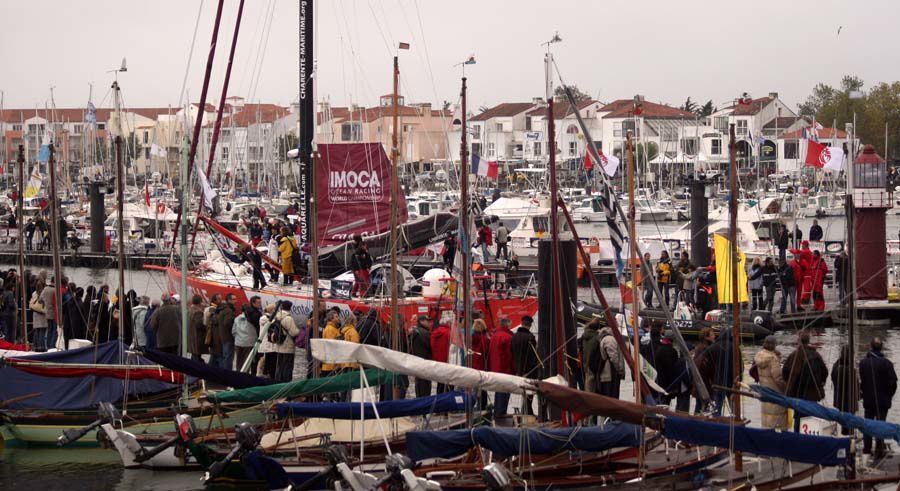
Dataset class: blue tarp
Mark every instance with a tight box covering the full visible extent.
[407,422,641,461]
[142,348,275,389]
[752,384,900,443]
[275,390,473,419]
[663,416,850,466]
[0,341,178,410]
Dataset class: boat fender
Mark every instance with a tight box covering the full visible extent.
[753,315,764,326]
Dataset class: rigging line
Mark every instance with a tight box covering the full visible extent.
[249,0,278,104]
[239,0,271,98]
[366,0,394,57]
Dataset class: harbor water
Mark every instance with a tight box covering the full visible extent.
[2,214,899,489]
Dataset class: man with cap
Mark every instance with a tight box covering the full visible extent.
[511,315,538,414]
[409,315,433,397]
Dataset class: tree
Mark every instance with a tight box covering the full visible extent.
[697,100,716,117]
[681,97,698,114]
[554,84,591,103]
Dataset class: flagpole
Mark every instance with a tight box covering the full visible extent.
[389,54,402,399]
[459,75,473,427]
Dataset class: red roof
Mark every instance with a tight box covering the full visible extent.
[328,105,446,124]
[856,145,885,164]
[726,97,773,116]
[526,99,597,118]
[781,127,847,140]
[217,104,290,127]
[600,99,694,119]
[470,103,535,122]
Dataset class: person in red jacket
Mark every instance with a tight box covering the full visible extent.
[810,250,829,311]
[430,312,452,393]
[489,317,514,419]
[470,318,491,408]
[789,253,807,309]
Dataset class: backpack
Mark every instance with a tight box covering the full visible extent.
[267,315,289,345]
[288,240,304,271]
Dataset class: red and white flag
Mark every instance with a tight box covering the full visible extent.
[804,140,845,171]
[584,150,620,177]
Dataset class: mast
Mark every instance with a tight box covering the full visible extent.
[389,55,402,397]
[728,123,742,471]
[626,132,640,405]
[47,144,62,348]
[16,145,26,346]
[545,53,566,382]
[113,80,127,345]
[844,116,859,479]
[179,134,190,401]
[459,76,472,420]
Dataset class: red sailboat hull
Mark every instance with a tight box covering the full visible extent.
[155,267,537,330]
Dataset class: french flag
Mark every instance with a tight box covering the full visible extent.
[471,154,498,179]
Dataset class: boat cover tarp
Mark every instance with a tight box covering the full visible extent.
[311,339,536,394]
[0,341,177,410]
[536,381,736,427]
[208,369,394,403]
[6,359,184,384]
[142,348,275,389]
[406,422,641,461]
[752,384,900,443]
[275,390,473,419]
[663,416,850,466]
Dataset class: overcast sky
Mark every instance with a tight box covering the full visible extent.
[2,0,899,113]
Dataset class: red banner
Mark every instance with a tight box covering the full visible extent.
[316,143,407,245]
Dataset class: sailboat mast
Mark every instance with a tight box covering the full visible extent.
[47,144,62,347]
[113,81,127,344]
[459,76,473,424]
[389,56,401,396]
[179,134,190,401]
[728,123,743,471]
[545,53,566,383]
[16,145,26,346]
[626,132,640,405]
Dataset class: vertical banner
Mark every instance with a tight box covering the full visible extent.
[297,0,314,243]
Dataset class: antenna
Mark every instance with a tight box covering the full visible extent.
[120,58,128,72]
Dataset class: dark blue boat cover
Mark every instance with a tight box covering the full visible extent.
[0,341,177,410]
[142,348,275,389]
[275,390,473,419]
[407,422,641,461]
[663,416,850,466]
[752,384,900,443]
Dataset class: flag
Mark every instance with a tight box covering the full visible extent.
[471,154,498,179]
[822,146,845,171]
[24,167,42,198]
[144,181,151,207]
[398,42,410,50]
[584,150,620,177]
[85,102,96,124]
[583,151,593,171]
[150,143,166,158]
[714,234,749,304]
[38,144,50,162]
[804,139,828,168]
[809,118,819,142]
[196,166,217,211]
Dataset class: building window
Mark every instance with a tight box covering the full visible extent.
[488,142,495,157]
[711,139,722,155]
[566,125,579,134]
[713,116,728,132]
[341,122,361,141]
[533,142,542,156]
[12,124,22,132]
[222,147,229,160]
[661,127,678,142]
[143,131,149,144]
[221,128,231,139]
[403,124,410,133]
[28,124,45,134]
[472,142,483,156]
[525,117,532,131]
[72,124,82,135]
[97,123,106,130]
[472,124,481,140]
[736,119,748,136]
[621,119,639,137]
[495,123,503,132]
[681,137,698,155]
[568,141,577,156]
[785,140,799,159]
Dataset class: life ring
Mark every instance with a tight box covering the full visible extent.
[156,202,166,215]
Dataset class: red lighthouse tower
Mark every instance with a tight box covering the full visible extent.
[853,145,892,300]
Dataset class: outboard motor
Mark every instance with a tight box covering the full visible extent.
[371,453,441,491]
[205,422,262,482]
[134,414,197,464]
[482,462,513,491]
[57,402,121,446]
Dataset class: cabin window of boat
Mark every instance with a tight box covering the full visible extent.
[711,139,722,155]
[506,218,521,231]
[472,143,483,156]
[568,141,577,156]
[533,142,542,156]
[736,119,748,136]
[418,202,429,216]
[784,140,799,159]
[533,216,548,233]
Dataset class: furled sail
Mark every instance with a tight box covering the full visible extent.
[275,390,472,419]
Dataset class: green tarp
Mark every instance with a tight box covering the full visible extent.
[207,369,394,403]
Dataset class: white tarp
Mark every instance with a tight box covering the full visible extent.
[311,339,542,395]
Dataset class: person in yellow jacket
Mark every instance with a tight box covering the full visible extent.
[320,310,342,374]
[339,313,361,369]
[278,227,298,285]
